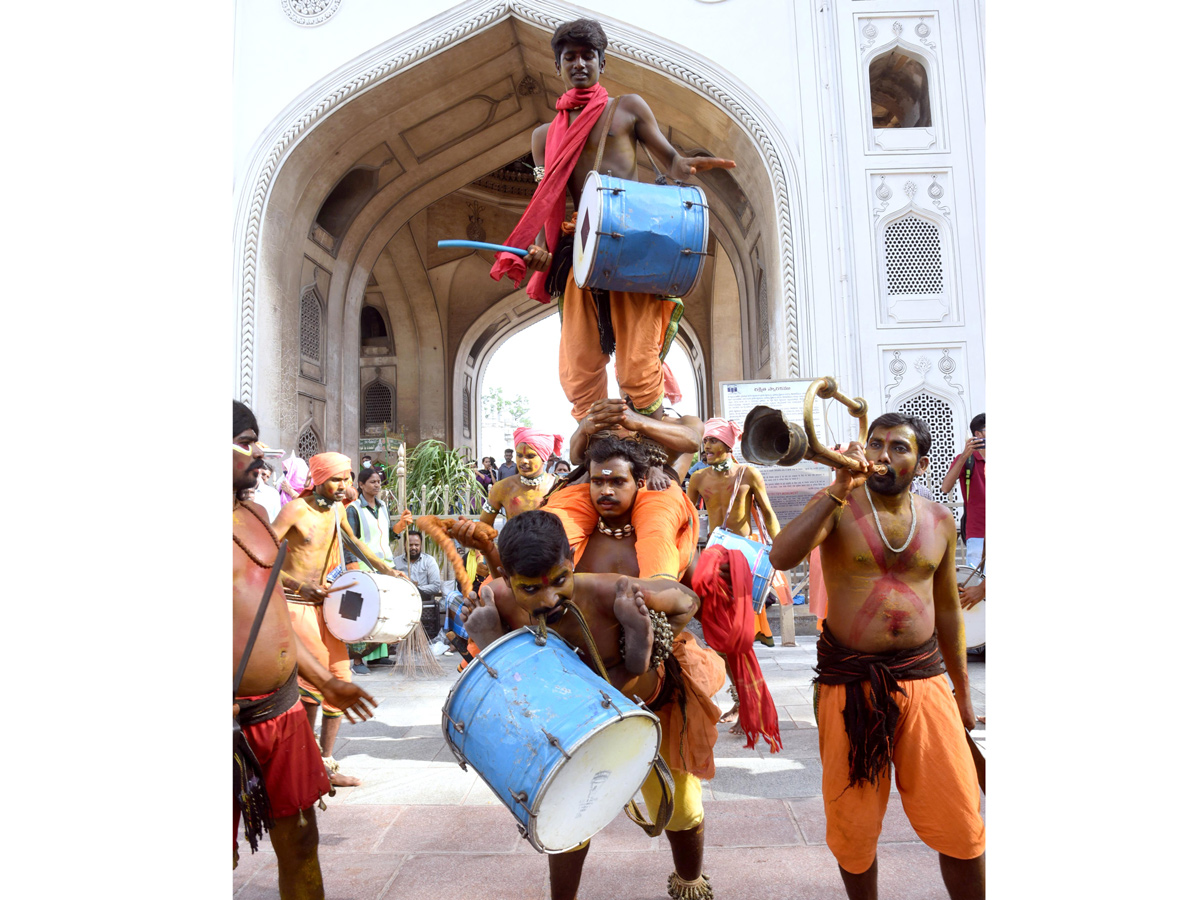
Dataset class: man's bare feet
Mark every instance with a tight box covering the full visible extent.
[464,584,506,650]
[976,715,986,726]
[614,575,653,674]
[718,703,739,725]
[329,770,362,787]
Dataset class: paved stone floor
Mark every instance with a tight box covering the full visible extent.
[234,627,986,899]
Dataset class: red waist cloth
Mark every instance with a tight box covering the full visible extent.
[542,482,697,580]
[692,546,783,753]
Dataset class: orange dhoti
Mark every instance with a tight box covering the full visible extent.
[817,676,985,873]
[287,601,351,716]
[558,270,683,421]
[541,482,698,580]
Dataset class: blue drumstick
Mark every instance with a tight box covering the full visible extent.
[438,239,528,257]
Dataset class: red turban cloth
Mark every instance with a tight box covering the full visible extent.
[304,452,352,492]
[703,417,742,453]
[512,427,564,462]
[662,362,684,405]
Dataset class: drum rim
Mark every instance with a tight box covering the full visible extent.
[955,565,986,650]
[573,169,605,288]
[325,570,421,642]
[442,626,664,853]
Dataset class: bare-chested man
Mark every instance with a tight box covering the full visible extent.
[451,508,722,900]
[479,426,562,526]
[490,18,735,421]
[271,451,405,788]
[232,401,377,897]
[769,412,984,900]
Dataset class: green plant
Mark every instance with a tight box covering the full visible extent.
[389,439,486,569]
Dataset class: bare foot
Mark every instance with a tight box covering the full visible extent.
[718,702,740,724]
[613,575,653,674]
[729,721,744,736]
[976,715,986,726]
[465,584,506,650]
[329,769,362,787]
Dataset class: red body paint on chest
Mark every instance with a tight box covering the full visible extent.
[845,496,927,643]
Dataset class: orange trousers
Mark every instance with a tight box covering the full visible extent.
[287,601,352,716]
[559,275,675,420]
[817,676,985,873]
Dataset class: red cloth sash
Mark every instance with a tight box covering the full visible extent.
[693,546,783,753]
[490,85,610,303]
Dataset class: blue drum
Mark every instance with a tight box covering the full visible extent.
[442,628,663,853]
[572,171,710,297]
[443,589,470,640]
[706,527,775,613]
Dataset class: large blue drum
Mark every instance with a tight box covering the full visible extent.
[443,589,469,640]
[442,628,662,853]
[572,171,710,297]
[706,527,775,613]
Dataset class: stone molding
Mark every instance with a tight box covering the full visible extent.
[281,0,342,28]
[236,0,804,404]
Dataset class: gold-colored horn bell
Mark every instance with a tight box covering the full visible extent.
[740,406,808,466]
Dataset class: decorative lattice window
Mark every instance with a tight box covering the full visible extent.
[884,215,943,295]
[363,381,393,428]
[757,272,770,364]
[297,426,320,461]
[300,289,322,362]
[895,391,958,518]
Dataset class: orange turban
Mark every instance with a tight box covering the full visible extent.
[305,452,352,490]
[512,427,564,462]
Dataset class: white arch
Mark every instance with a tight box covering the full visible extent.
[233,0,808,409]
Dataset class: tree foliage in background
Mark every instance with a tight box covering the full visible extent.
[388,440,487,570]
[482,386,532,427]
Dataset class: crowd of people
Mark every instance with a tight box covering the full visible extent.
[232,16,985,900]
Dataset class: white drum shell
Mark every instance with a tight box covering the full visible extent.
[956,565,986,650]
[323,571,422,643]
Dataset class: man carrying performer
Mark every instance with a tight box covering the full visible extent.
[769,413,984,899]
[271,451,406,788]
[490,17,735,422]
[479,426,564,526]
[232,401,377,895]
[453,508,722,900]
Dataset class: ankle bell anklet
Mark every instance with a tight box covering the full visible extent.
[667,871,713,900]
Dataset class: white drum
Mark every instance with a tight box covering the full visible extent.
[956,565,985,651]
[323,570,421,643]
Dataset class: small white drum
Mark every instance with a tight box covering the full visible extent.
[956,565,986,651]
[323,570,421,643]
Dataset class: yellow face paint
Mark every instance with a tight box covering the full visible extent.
[233,442,255,456]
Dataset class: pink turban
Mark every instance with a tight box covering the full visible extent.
[304,452,353,493]
[703,418,742,453]
[512,427,564,462]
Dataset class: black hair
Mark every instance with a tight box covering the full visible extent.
[970,413,986,435]
[406,531,422,541]
[358,467,381,485]
[867,413,932,459]
[233,400,258,439]
[585,433,649,482]
[551,18,608,66]
[497,510,572,577]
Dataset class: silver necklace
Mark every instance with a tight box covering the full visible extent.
[710,458,733,473]
[519,471,548,488]
[865,487,917,554]
[596,519,634,539]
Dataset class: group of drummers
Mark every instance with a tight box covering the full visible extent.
[232,16,983,900]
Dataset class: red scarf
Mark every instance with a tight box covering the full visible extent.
[490,85,610,303]
[693,546,783,753]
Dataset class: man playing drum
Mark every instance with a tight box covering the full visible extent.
[232,402,377,896]
[768,413,984,899]
[490,17,735,422]
[272,451,407,788]
[452,508,723,900]
[479,426,563,526]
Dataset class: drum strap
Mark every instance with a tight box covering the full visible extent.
[559,599,676,837]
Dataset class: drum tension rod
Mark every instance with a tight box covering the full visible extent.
[597,230,624,238]
[509,789,533,816]
[541,728,573,760]
[480,660,499,679]
[682,200,710,209]
[680,249,715,256]
[598,690,614,709]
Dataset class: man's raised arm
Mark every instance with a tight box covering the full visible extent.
[769,442,870,570]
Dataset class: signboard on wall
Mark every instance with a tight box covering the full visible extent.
[719,379,834,525]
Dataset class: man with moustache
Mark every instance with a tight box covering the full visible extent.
[232,402,377,895]
[272,451,405,787]
[769,413,984,899]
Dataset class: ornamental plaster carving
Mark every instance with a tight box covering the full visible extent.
[881,345,967,406]
[859,12,945,155]
[281,0,342,27]
[237,0,805,403]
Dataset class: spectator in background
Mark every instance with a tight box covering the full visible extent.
[553,459,572,476]
[278,454,309,508]
[497,448,518,480]
[395,531,444,642]
[253,464,283,521]
[941,413,986,574]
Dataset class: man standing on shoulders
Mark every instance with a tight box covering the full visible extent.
[232,401,376,895]
[769,413,984,899]
[490,17,734,422]
[496,448,518,481]
[271,451,405,788]
[480,427,563,526]
[941,413,986,575]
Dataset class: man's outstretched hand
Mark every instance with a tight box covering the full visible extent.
[320,680,378,724]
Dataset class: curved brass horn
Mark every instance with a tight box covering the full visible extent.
[802,377,887,476]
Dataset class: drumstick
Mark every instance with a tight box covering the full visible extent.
[437,239,529,257]
[327,581,358,594]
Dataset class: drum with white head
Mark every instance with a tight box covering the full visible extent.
[323,570,421,643]
[956,565,986,651]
